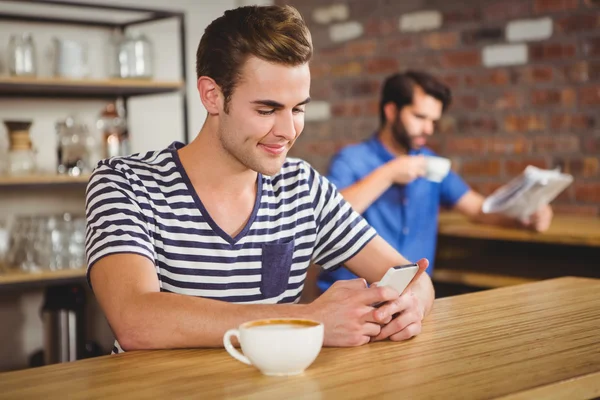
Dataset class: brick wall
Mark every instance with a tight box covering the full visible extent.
[277,0,600,216]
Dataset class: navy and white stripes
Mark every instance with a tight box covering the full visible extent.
[85,141,376,353]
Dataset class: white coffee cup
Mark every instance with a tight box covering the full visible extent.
[424,155,451,183]
[223,318,324,376]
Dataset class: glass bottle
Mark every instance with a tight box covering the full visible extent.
[56,116,96,176]
[8,33,37,77]
[4,120,36,175]
[97,100,128,159]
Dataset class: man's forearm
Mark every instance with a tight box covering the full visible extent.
[339,164,394,214]
[116,292,310,350]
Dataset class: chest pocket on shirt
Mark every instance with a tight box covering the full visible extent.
[260,240,295,299]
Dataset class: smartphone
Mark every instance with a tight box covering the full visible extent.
[376,263,420,296]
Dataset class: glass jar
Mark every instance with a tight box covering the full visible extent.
[4,120,37,175]
[115,32,154,79]
[8,33,37,77]
[56,116,97,176]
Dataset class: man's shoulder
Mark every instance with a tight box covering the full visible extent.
[92,145,174,178]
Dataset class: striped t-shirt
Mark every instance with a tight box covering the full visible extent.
[85,141,376,353]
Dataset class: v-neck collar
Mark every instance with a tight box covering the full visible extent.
[169,141,263,245]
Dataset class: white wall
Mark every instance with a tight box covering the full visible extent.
[0,0,242,371]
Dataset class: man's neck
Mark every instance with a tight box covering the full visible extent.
[179,116,258,195]
[378,125,408,157]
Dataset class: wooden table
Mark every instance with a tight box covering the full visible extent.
[434,213,600,291]
[1,277,598,400]
[0,267,86,290]
[438,212,600,248]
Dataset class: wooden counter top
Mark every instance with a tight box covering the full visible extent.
[0,267,86,289]
[1,277,598,399]
[438,212,600,247]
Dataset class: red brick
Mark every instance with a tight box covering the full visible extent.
[533,136,580,152]
[575,183,600,203]
[534,0,579,13]
[506,158,549,175]
[552,205,599,217]
[320,45,345,59]
[310,63,331,80]
[422,32,459,50]
[364,99,379,117]
[488,137,531,154]
[531,88,576,107]
[584,37,600,57]
[437,116,457,135]
[513,66,554,84]
[555,14,600,33]
[563,157,600,177]
[458,116,498,133]
[504,115,546,133]
[462,27,505,45]
[366,57,399,74]
[461,160,502,177]
[585,0,600,6]
[443,7,481,25]
[468,182,504,196]
[438,74,462,89]
[551,113,595,131]
[466,70,511,87]
[453,95,480,111]
[530,43,577,61]
[332,80,380,98]
[561,62,590,83]
[488,91,524,110]
[589,61,600,80]
[483,0,532,20]
[584,137,600,154]
[310,79,332,100]
[344,39,378,58]
[331,101,363,117]
[427,137,444,154]
[580,85,600,105]
[446,137,487,154]
[364,17,397,37]
[442,51,481,69]
[330,62,362,77]
[383,37,414,53]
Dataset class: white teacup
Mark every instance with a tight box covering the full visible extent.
[223,318,324,376]
[424,155,451,183]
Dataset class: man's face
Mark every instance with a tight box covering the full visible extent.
[391,86,443,151]
[217,56,311,176]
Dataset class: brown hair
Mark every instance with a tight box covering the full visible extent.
[196,5,313,113]
[379,71,452,127]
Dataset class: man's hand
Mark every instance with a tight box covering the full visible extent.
[386,155,427,185]
[520,205,553,232]
[307,279,400,347]
[370,290,425,342]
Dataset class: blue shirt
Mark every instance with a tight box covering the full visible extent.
[317,134,469,292]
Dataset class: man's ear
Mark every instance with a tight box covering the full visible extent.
[197,76,222,115]
[383,102,398,125]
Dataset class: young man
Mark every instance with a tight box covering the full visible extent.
[85,6,434,354]
[318,71,553,292]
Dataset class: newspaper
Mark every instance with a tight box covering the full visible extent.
[482,166,573,221]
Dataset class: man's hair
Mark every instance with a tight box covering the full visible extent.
[379,71,452,126]
[196,5,313,113]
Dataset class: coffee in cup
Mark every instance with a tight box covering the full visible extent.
[223,318,324,376]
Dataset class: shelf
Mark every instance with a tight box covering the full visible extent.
[0,266,86,289]
[0,173,90,187]
[433,269,537,289]
[0,76,184,99]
